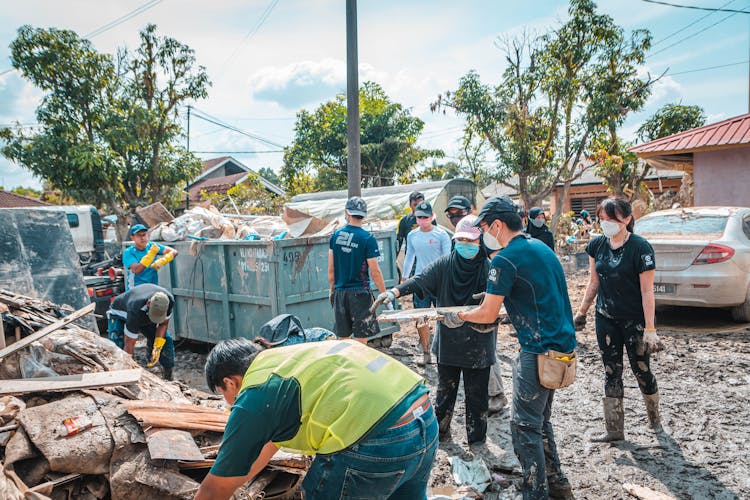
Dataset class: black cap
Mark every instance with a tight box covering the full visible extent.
[473,196,518,226]
[414,200,433,217]
[409,191,424,202]
[345,196,367,217]
[445,195,471,213]
[528,207,544,219]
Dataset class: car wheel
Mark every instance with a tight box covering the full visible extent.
[730,287,750,323]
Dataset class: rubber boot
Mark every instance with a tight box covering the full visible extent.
[591,397,624,442]
[642,392,662,431]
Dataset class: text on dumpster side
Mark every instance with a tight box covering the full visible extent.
[239,247,270,273]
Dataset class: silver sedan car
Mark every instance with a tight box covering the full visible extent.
[634,207,750,322]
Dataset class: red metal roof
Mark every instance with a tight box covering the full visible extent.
[0,190,50,208]
[630,112,750,156]
[188,172,247,202]
[201,156,231,173]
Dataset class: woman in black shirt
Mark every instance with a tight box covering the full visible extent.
[574,197,664,442]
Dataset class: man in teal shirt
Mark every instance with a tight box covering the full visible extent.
[121,224,178,290]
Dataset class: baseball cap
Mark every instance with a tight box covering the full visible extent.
[445,195,471,213]
[473,196,519,226]
[453,214,481,240]
[408,191,424,202]
[345,196,367,217]
[129,223,148,236]
[148,291,171,325]
[528,207,544,220]
[414,200,433,217]
[580,210,589,217]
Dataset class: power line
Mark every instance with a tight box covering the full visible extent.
[216,0,280,79]
[190,107,285,149]
[648,10,744,58]
[642,0,750,13]
[652,0,737,46]
[669,59,748,75]
[0,0,163,77]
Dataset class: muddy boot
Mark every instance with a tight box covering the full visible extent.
[162,366,173,381]
[591,397,624,442]
[548,475,575,499]
[643,392,662,431]
[417,351,432,367]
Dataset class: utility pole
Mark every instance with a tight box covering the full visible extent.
[186,104,191,210]
[346,0,361,197]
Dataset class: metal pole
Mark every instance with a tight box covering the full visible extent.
[186,105,191,210]
[346,0,361,197]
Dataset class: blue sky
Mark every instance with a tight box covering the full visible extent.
[0,0,748,190]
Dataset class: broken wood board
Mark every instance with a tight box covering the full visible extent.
[377,305,507,323]
[0,302,95,361]
[0,369,141,396]
[146,428,204,461]
[124,400,229,432]
[135,202,174,227]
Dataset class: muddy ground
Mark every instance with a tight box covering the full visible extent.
[168,272,750,499]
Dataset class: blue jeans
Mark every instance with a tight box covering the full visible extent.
[511,351,565,500]
[302,404,439,499]
[413,295,436,309]
[107,316,175,369]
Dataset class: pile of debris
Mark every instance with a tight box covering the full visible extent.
[0,290,308,499]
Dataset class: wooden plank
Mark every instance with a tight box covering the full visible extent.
[0,369,141,396]
[377,305,507,323]
[0,302,95,361]
[146,428,204,461]
[135,202,174,226]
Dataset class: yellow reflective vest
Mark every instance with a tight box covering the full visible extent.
[240,340,423,455]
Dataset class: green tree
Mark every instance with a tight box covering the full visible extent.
[433,0,656,229]
[592,138,647,200]
[637,103,706,143]
[281,82,442,194]
[201,172,287,215]
[257,167,280,186]
[0,24,209,237]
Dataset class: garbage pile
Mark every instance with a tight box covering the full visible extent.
[0,290,308,500]
[145,205,398,243]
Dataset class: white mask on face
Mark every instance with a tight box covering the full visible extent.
[530,217,545,228]
[482,222,502,250]
[600,220,622,238]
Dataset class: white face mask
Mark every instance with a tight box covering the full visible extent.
[530,217,545,228]
[600,220,622,238]
[482,222,502,250]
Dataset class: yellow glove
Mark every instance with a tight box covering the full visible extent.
[150,252,175,270]
[139,243,160,267]
[147,336,166,367]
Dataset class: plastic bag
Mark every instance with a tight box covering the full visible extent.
[19,343,59,378]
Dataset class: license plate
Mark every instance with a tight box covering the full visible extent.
[653,283,675,294]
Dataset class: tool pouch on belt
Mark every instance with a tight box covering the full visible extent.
[537,350,577,389]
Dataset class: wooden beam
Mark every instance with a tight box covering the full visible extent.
[0,369,141,396]
[377,305,507,323]
[0,302,95,361]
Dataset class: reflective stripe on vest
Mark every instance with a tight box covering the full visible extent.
[240,340,423,455]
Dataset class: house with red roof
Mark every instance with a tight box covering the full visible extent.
[0,190,50,208]
[187,156,285,206]
[630,112,750,207]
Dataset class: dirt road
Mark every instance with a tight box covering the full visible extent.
[172,273,750,499]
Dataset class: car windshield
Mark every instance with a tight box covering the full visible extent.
[635,213,727,237]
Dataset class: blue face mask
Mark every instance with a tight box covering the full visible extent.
[455,242,480,260]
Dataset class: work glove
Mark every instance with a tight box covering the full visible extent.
[147,336,166,368]
[370,290,397,313]
[573,313,587,331]
[150,252,175,270]
[471,292,486,303]
[439,310,465,329]
[642,329,664,354]
[139,243,160,267]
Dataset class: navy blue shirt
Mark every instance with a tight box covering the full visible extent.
[486,234,576,354]
[330,225,380,290]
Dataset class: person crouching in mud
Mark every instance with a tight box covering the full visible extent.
[372,215,507,449]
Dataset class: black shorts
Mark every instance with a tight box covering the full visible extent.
[333,289,381,339]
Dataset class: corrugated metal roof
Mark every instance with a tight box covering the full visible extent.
[630,112,750,156]
[0,190,50,208]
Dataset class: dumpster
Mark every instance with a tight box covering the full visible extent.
[158,230,400,343]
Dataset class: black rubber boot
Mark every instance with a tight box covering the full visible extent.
[162,366,173,381]
[591,397,624,442]
[643,392,662,431]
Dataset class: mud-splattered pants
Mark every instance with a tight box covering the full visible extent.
[595,313,658,398]
[435,364,490,445]
[511,351,566,500]
[332,289,381,339]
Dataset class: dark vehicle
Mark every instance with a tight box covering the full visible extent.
[83,258,125,335]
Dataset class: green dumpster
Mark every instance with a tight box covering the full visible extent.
[157,231,400,343]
